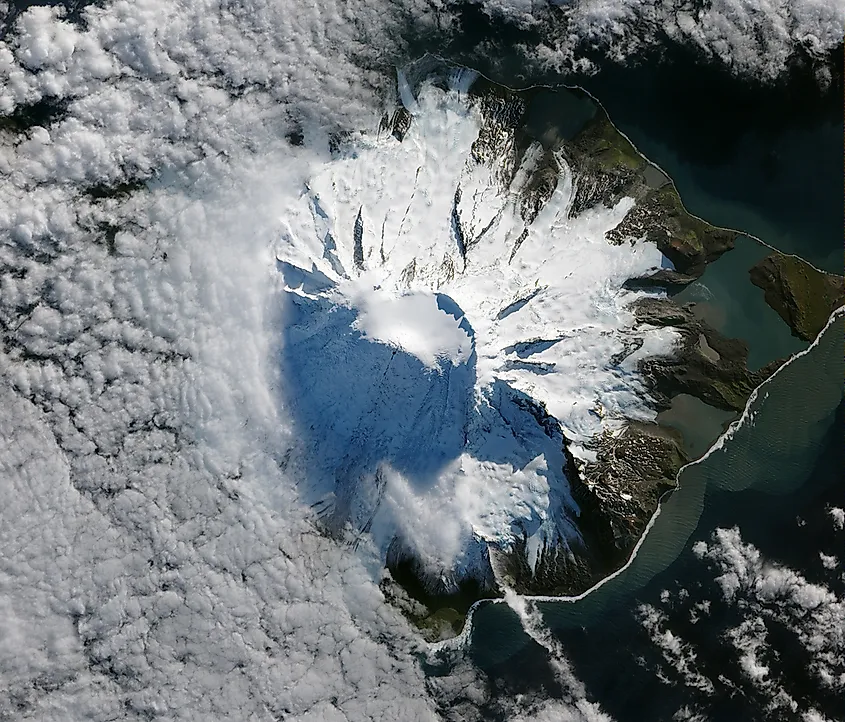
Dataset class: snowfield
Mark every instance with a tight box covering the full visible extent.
[275,77,678,585]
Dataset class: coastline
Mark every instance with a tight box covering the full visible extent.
[427,305,845,655]
[406,59,844,645]
[336,59,845,638]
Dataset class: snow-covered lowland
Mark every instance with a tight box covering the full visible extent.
[0,0,842,719]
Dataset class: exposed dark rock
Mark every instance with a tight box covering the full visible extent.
[622,268,700,292]
[480,292,788,602]
[518,150,560,225]
[493,532,592,598]
[328,130,353,156]
[467,78,534,192]
[86,178,147,200]
[610,186,737,278]
[634,297,782,412]
[353,206,365,270]
[562,111,645,215]
[494,420,688,597]
[750,253,845,342]
[0,97,69,133]
[572,423,687,573]
[383,545,500,642]
[389,107,412,142]
[545,107,737,282]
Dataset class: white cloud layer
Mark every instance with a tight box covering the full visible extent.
[1,0,840,718]
[693,527,845,694]
[0,1,613,718]
[640,526,845,719]
[0,143,446,719]
[485,0,844,81]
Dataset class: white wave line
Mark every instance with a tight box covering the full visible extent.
[425,54,839,278]
[428,306,844,654]
[414,55,845,654]
[501,587,586,698]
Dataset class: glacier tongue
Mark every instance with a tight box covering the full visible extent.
[275,78,675,587]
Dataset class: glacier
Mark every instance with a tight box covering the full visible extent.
[274,69,679,595]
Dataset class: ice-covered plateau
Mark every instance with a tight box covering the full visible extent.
[274,62,802,635]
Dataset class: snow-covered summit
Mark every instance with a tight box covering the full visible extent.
[275,70,677,590]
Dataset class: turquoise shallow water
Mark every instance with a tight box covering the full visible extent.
[466,306,841,628]
[674,235,808,372]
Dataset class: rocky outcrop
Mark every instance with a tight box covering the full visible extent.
[559,111,737,281]
[492,290,786,600]
[750,253,845,342]
[495,422,688,597]
[379,106,412,142]
[570,423,688,575]
[382,551,500,643]
[634,297,782,412]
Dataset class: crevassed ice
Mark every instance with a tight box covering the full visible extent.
[275,81,676,579]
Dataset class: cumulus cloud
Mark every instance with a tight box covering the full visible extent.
[427,592,614,721]
[694,527,845,693]
[672,707,708,722]
[639,526,845,719]
[803,710,834,722]
[0,141,448,719]
[820,552,838,570]
[0,2,453,715]
[1,0,839,718]
[479,0,844,80]
[0,1,625,718]
[637,603,715,695]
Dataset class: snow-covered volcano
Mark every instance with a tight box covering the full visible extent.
[275,69,677,590]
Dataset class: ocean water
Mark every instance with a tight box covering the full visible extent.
[426,37,844,273]
[467,315,844,721]
[572,58,844,275]
[437,55,844,720]
[673,235,808,372]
